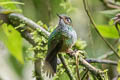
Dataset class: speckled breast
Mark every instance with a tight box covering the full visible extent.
[60,26,77,52]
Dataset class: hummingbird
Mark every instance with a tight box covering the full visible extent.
[44,14,77,76]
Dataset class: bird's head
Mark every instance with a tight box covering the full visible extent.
[57,14,73,27]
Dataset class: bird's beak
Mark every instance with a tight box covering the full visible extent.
[56,14,62,19]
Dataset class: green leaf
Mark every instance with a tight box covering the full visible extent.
[0,0,23,10]
[96,25,119,39]
[0,1,24,5]
[0,23,24,64]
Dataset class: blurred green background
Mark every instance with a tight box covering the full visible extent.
[0,0,120,80]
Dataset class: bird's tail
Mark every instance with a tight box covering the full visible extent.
[43,40,63,77]
[43,52,57,77]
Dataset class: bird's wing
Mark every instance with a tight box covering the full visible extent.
[46,36,63,60]
[44,31,63,76]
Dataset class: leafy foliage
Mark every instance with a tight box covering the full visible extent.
[97,25,119,39]
[0,0,24,63]
[0,1,24,5]
[0,0,23,12]
[60,1,77,14]
[0,23,24,63]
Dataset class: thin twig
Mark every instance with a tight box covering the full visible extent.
[115,23,120,37]
[79,54,104,79]
[81,69,88,80]
[97,51,114,59]
[86,58,117,66]
[58,54,76,80]
[100,0,120,9]
[75,53,81,80]
[83,0,120,59]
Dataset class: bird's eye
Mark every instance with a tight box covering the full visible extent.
[66,18,71,23]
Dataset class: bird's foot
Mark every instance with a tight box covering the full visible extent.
[66,49,75,56]
[75,50,86,59]
[67,49,86,58]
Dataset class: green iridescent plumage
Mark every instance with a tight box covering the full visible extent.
[44,14,77,76]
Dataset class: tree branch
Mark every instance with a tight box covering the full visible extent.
[81,69,88,80]
[75,52,81,80]
[9,13,50,36]
[58,54,76,80]
[97,51,114,59]
[100,0,120,9]
[78,54,104,79]
[86,58,117,66]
